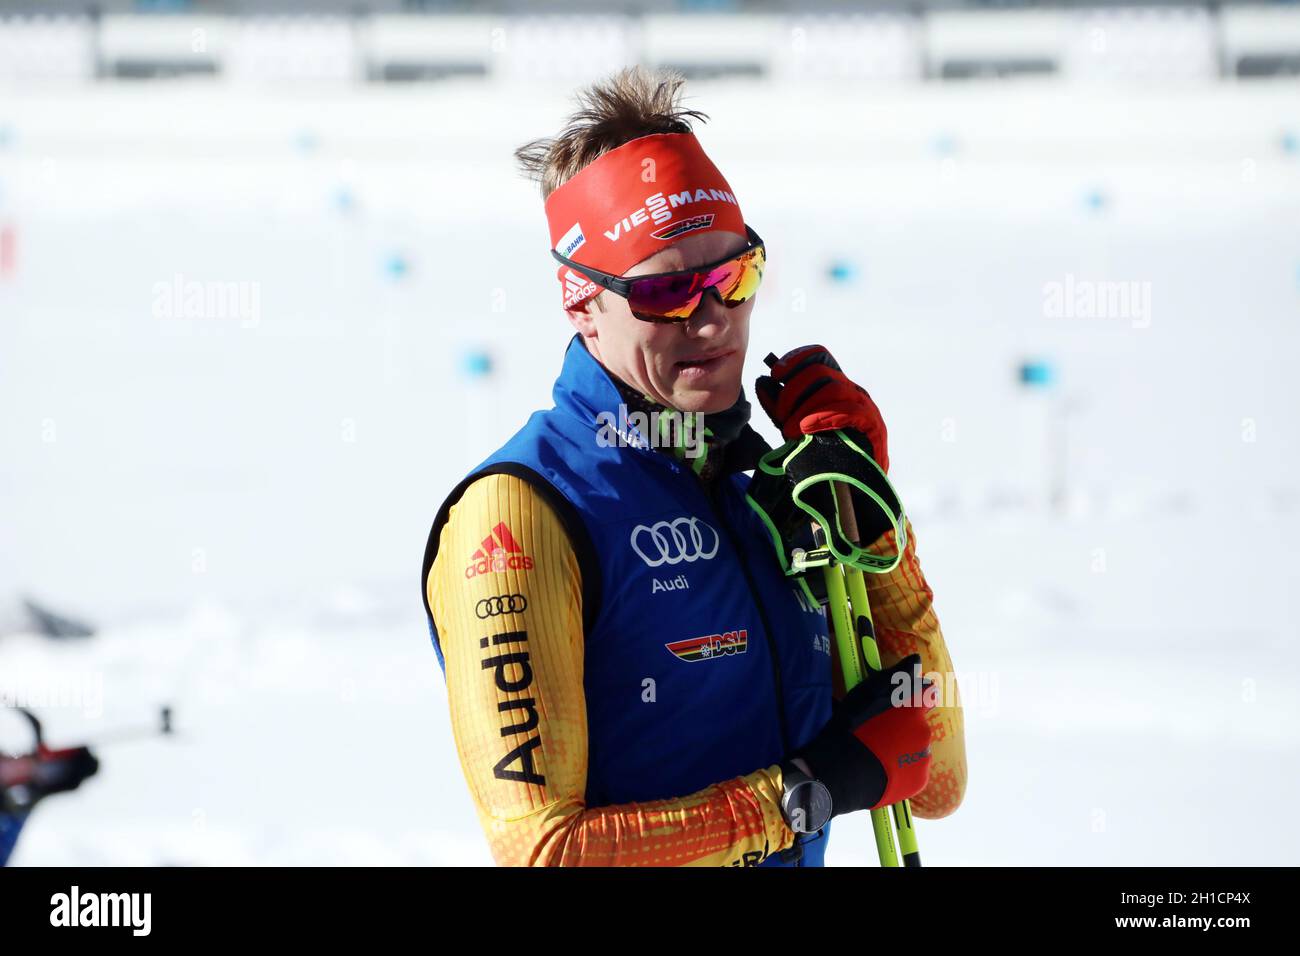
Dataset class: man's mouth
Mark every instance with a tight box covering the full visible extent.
[675,350,734,374]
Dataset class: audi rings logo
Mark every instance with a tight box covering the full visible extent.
[630,516,720,568]
[476,593,528,619]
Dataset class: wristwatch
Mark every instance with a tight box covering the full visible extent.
[780,764,832,834]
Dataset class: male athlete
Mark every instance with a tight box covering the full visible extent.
[422,67,966,866]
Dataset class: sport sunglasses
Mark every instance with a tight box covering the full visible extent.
[552,224,766,324]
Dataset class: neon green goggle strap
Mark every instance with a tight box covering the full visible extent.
[742,482,830,609]
[749,429,907,574]
[745,461,803,575]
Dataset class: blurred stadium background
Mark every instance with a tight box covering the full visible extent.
[1,0,1298,865]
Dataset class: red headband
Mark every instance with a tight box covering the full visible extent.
[544,131,746,310]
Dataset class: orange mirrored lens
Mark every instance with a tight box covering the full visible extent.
[627,246,765,322]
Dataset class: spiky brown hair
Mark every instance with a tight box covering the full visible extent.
[514,65,709,200]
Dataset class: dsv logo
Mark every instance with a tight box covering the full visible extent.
[630,516,720,568]
[476,593,528,619]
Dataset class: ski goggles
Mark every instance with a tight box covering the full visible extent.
[551,224,766,324]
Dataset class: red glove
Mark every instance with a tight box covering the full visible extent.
[785,655,935,815]
[755,345,889,472]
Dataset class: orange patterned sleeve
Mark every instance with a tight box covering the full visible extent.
[428,473,796,866]
[858,517,967,819]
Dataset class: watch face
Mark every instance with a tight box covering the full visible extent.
[786,780,832,833]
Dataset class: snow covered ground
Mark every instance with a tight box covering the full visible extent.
[2,79,1298,865]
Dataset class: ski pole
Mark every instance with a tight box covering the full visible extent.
[815,530,898,867]
[817,483,922,867]
[834,498,922,867]
[80,706,174,749]
[755,352,921,864]
[9,705,173,751]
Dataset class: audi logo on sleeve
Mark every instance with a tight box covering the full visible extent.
[629,516,720,567]
[475,594,528,619]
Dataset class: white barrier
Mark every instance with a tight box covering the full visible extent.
[0,15,94,84]
[0,9,1298,87]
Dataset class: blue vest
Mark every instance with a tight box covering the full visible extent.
[422,334,834,866]
[0,812,26,867]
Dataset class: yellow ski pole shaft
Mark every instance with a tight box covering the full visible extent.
[819,545,900,867]
[841,560,922,867]
[823,481,922,866]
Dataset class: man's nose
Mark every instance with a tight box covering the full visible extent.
[684,288,728,336]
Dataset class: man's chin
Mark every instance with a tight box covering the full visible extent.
[672,380,742,415]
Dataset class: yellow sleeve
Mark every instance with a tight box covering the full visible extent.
[428,473,796,866]
[861,517,968,819]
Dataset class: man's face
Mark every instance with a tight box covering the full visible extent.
[566,230,754,415]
